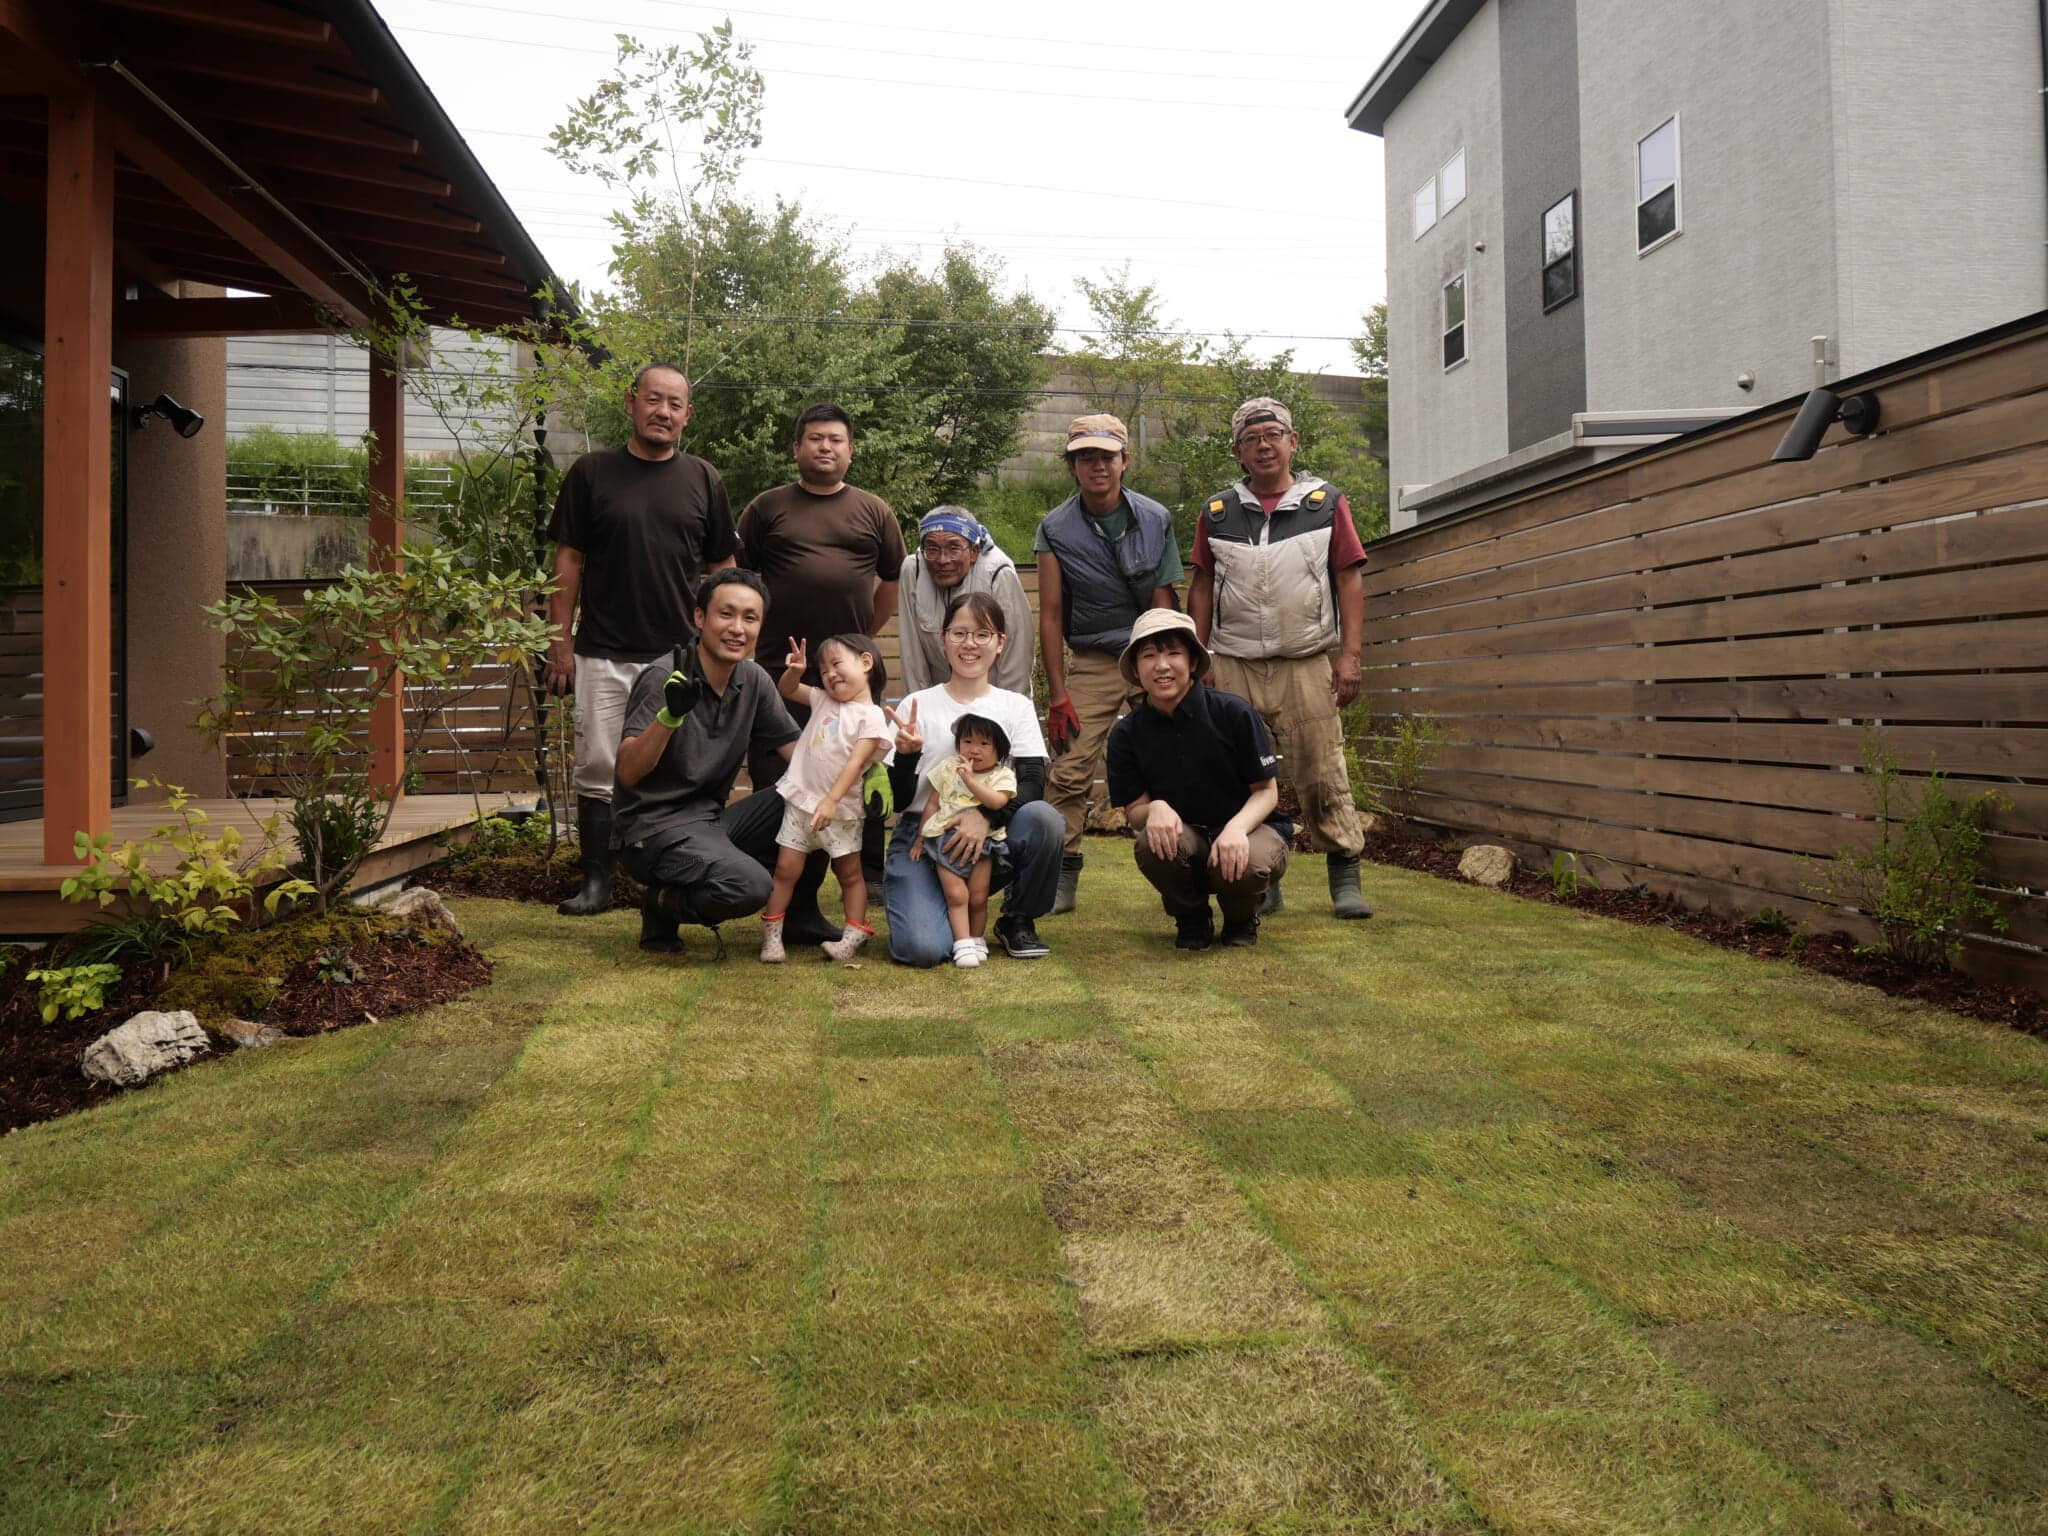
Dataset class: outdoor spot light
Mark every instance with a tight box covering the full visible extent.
[130,392,205,438]
[1771,386,1879,462]
[129,726,154,760]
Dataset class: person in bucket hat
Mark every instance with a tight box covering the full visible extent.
[1034,412,1183,918]
[1105,609,1290,950]
[1188,396,1372,921]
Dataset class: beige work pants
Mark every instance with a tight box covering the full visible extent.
[1045,648,1144,856]
[1208,653,1364,857]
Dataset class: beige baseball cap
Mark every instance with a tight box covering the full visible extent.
[1230,396,1295,444]
[1065,413,1130,455]
[1118,608,1211,689]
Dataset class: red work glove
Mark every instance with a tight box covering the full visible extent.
[1045,696,1080,755]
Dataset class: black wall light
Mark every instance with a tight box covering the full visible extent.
[1771,387,1879,462]
[130,392,205,438]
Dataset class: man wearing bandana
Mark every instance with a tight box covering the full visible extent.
[1035,413,1182,917]
[1189,396,1373,921]
[897,506,1035,696]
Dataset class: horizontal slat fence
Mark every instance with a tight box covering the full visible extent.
[1362,322,2048,988]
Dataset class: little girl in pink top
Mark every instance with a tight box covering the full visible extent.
[762,633,892,963]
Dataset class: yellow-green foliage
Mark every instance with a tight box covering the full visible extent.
[155,909,408,1026]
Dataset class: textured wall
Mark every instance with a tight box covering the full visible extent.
[118,303,228,799]
[1826,0,2048,375]
[1575,0,1840,410]
[1382,0,1509,519]
[1499,0,1588,450]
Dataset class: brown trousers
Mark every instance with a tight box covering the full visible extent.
[1209,653,1364,858]
[1133,823,1291,924]
[1046,647,1143,855]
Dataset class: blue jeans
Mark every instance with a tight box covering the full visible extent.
[884,799,1061,967]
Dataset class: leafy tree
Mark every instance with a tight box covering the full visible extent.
[1067,264,1201,465]
[1353,300,1390,472]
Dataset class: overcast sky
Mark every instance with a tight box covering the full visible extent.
[374,0,1408,376]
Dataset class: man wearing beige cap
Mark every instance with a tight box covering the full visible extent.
[1034,413,1182,916]
[1189,396,1372,920]
[1106,608,1288,949]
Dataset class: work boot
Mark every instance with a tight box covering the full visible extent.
[1174,911,1215,951]
[639,882,688,954]
[1051,852,1083,915]
[557,796,615,916]
[1220,915,1260,948]
[1328,854,1374,920]
[1258,873,1285,917]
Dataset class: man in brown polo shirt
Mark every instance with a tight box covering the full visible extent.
[738,403,907,908]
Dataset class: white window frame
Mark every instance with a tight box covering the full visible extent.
[1412,176,1437,239]
[1542,190,1578,311]
[1635,114,1682,256]
[1438,148,1467,216]
[1442,271,1468,372]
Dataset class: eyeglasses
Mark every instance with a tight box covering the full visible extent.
[1237,429,1292,449]
[944,628,999,645]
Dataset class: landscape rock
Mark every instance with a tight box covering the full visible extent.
[81,1011,212,1087]
[219,1017,282,1050]
[368,885,463,939]
[1458,845,1517,887]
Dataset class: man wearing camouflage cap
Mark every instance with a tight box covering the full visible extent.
[1034,413,1182,916]
[1188,397,1373,920]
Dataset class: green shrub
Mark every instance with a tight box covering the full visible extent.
[28,963,121,1023]
[444,813,551,870]
[1343,701,1448,821]
[1802,731,2010,969]
[59,781,310,972]
[286,791,386,888]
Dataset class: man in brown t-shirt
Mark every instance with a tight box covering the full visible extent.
[738,403,907,907]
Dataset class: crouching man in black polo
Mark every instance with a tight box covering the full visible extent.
[1105,609,1291,950]
[613,568,840,953]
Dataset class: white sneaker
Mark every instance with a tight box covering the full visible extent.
[971,938,990,961]
[953,938,984,968]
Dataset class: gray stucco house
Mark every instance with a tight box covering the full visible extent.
[1348,0,2048,528]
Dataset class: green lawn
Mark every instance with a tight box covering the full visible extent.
[4,857,2046,1534]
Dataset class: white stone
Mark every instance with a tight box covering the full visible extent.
[368,885,462,939]
[81,1011,211,1087]
[1458,845,1516,887]
[220,1017,282,1050]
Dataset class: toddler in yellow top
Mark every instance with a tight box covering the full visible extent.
[762,633,891,964]
[911,714,1017,967]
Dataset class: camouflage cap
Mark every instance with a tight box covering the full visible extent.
[1065,413,1130,455]
[1230,396,1294,444]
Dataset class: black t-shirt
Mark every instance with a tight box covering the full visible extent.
[548,447,738,661]
[612,657,799,851]
[1106,684,1292,840]
[737,482,906,682]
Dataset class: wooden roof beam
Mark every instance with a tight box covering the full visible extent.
[109,20,380,104]
[96,0,333,49]
[118,292,328,336]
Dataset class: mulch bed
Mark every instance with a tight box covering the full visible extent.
[418,847,640,910]
[0,922,494,1137]
[1360,820,2047,1040]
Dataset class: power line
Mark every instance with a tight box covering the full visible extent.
[411,0,1359,86]
[462,129,1378,222]
[396,25,1339,111]
[427,0,1351,63]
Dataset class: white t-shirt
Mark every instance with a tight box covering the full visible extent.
[778,687,891,818]
[896,683,1046,814]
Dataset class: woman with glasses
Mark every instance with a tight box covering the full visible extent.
[879,592,1060,964]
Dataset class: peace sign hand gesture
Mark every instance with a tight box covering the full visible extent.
[783,636,808,675]
[882,698,923,757]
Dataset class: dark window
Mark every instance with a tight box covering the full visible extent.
[1442,273,1467,369]
[1542,192,1577,310]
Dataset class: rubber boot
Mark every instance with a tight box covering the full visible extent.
[1328,854,1374,920]
[760,914,786,964]
[1258,873,1285,917]
[557,796,615,916]
[639,883,687,954]
[1051,852,1082,916]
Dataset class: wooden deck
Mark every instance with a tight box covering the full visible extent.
[0,792,530,935]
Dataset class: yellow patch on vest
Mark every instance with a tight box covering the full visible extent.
[1306,488,1328,506]
[1207,499,1225,514]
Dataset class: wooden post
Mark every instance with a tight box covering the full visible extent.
[367,345,405,797]
[41,90,115,865]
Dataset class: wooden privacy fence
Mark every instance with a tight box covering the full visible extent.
[223,566,1053,799]
[1361,316,2048,988]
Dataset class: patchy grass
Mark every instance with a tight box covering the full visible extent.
[1,863,2044,1533]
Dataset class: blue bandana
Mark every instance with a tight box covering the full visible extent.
[918,508,988,549]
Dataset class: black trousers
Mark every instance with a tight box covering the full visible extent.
[618,785,797,924]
